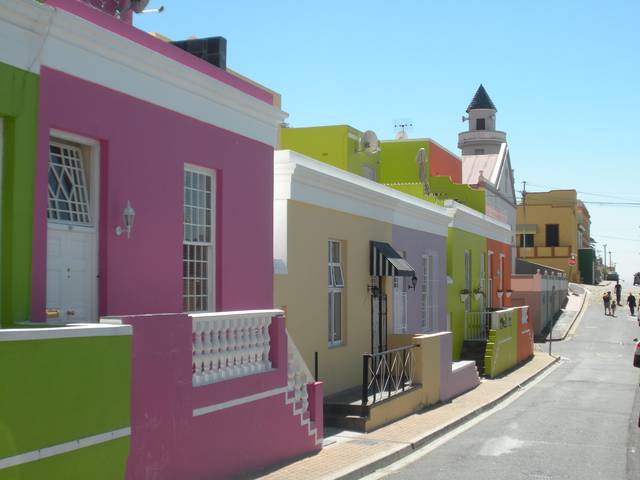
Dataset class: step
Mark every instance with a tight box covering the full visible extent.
[324,413,367,432]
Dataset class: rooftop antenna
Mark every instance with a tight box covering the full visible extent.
[393,119,413,140]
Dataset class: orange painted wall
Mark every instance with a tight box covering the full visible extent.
[487,239,512,308]
[429,141,462,183]
[516,307,534,362]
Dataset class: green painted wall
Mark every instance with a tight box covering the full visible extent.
[430,176,485,214]
[378,139,429,184]
[0,437,129,480]
[484,311,518,378]
[0,334,131,466]
[447,228,487,359]
[280,125,381,178]
[0,61,39,326]
[378,139,485,213]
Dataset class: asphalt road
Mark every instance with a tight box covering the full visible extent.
[373,283,640,480]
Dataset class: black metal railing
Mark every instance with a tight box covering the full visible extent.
[361,345,417,406]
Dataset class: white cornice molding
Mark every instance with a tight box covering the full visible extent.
[274,150,451,237]
[0,0,286,146]
[444,200,512,244]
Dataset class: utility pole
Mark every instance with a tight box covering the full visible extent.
[603,244,607,271]
[521,181,527,258]
[609,251,613,271]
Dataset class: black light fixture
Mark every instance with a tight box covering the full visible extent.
[367,283,380,296]
[409,275,418,290]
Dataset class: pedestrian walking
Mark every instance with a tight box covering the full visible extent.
[615,282,622,306]
[611,299,617,317]
[603,291,611,315]
[627,293,637,316]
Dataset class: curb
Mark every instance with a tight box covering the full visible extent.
[554,288,590,341]
[333,354,561,480]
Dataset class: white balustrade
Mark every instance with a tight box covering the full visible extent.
[286,332,314,415]
[191,309,281,387]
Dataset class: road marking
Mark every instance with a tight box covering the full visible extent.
[362,362,562,478]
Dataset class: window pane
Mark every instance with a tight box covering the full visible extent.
[332,241,340,263]
[332,266,344,287]
[328,266,333,287]
[328,292,333,342]
[333,292,342,342]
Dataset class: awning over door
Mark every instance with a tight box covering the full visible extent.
[516,224,537,234]
[370,241,415,277]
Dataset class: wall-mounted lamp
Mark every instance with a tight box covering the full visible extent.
[367,283,380,296]
[408,275,418,290]
[115,200,136,239]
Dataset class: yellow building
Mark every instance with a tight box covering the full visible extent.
[516,190,592,282]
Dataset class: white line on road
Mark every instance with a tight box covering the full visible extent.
[361,361,563,479]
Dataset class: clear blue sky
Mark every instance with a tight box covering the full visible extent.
[136,0,640,283]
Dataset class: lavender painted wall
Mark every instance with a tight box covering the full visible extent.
[31,67,273,320]
[392,225,447,333]
[124,314,321,479]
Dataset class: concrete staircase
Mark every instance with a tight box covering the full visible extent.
[460,340,488,376]
[286,334,323,446]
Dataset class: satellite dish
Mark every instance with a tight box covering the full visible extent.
[360,130,380,155]
[416,148,431,195]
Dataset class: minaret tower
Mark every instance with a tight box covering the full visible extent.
[458,84,506,156]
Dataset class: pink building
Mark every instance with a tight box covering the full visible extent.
[24,1,322,477]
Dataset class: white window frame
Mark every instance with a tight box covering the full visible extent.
[328,239,344,346]
[183,165,216,313]
[47,140,93,225]
[421,253,438,332]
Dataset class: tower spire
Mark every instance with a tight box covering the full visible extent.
[466,84,496,113]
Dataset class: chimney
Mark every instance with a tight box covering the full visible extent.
[171,37,227,70]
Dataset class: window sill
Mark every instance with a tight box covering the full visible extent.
[328,341,344,349]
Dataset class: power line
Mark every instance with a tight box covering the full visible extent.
[518,182,640,202]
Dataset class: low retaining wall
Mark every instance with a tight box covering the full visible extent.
[484,306,531,378]
[122,312,321,480]
[0,324,131,479]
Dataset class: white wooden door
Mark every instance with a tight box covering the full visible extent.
[46,227,96,323]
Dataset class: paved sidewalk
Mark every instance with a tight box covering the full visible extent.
[546,283,589,341]
[256,352,559,480]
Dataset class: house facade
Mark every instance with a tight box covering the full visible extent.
[511,259,568,337]
[274,149,451,396]
[516,189,594,283]
[273,149,483,431]
[1,1,322,478]
[280,124,527,373]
